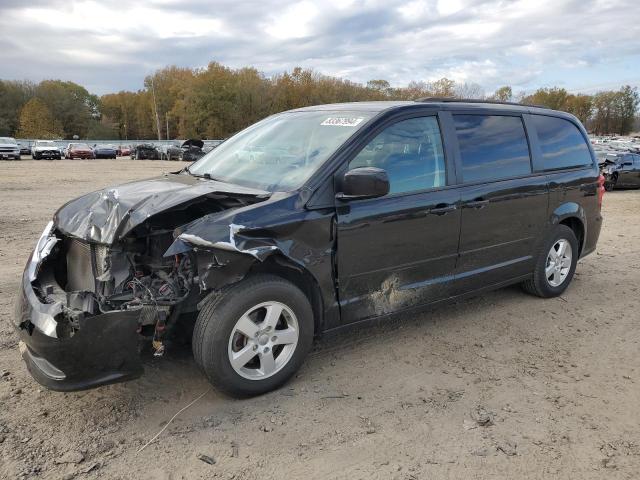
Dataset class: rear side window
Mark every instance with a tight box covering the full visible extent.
[453,115,532,183]
[531,115,592,170]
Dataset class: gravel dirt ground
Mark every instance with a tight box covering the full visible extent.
[1,159,639,480]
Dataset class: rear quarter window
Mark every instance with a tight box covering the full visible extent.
[531,115,593,170]
[453,114,532,183]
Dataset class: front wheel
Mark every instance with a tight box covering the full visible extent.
[522,225,579,298]
[604,174,617,191]
[193,275,314,397]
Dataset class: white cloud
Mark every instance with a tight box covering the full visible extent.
[0,0,638,94]
[264,1,320,39]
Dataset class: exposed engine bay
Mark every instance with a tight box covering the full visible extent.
[64,233,193,310]
[29,184,268,351]
[32,229,194,351]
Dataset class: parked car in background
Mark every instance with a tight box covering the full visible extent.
[0,137,21,160]
[18,141,32,156]
[116,145,131,157]
[158,142,183,160]
[131,143,161,160]
[65,143,95,159]
[93,144,117,159]
[181,138,205,161]
[13,100,603,396]
[32,140,62,160]
[203,140,223,153]
[600,152,640,190]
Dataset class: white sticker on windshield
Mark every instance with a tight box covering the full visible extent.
[321,117,365,127]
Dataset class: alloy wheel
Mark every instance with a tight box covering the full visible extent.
[545,239,573,287]
[227,301,299,380]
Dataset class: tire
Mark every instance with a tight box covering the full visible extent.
[522,224,579,298]
[604,174,617,191]
[193,275,314,397]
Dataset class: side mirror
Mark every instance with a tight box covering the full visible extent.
[337,167,390,200]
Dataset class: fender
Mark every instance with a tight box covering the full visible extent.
[165,194,340,332]
[549,202,587,255]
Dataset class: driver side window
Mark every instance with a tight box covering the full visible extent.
[349,116,446,195]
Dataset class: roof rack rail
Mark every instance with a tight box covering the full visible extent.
[416,97,547,109]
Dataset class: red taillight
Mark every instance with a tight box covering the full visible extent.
[597,174,605,209]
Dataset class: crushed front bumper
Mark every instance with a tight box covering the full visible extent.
[12,224,144,391]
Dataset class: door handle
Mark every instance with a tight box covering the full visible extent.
[428,204,457,215]
[464,199,489,209]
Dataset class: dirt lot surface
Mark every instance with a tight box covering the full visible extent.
[1,159,639,479]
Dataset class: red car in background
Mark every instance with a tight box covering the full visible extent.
[117,145,131,157]
[65,143,95,159]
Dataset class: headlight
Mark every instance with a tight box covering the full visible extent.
[27,221,58,281]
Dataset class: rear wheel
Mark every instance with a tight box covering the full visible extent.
[193,275,314,397]
[522,225,579,298]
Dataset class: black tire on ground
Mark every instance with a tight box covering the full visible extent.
[522,224,579,298]
[604,174,617,192]
[193,275,314,397]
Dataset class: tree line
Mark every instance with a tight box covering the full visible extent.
[1,62,638,140]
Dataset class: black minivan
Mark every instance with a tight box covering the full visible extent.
[14,99,603,396]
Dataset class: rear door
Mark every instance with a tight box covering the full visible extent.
[617,154,636,186]
[336,113,461,323]
[450,113,548,292]
[634,155,640,186]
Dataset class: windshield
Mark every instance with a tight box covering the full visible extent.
[36,141,56,146]
[71,143,90,149]
[0,137,16,143]
[187,110,374,191]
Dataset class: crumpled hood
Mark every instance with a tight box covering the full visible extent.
[53,173,269,244]
[600,162,619,174]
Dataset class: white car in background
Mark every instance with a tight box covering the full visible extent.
[31,140,62,160]
[0,137,20,160]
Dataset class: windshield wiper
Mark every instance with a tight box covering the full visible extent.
[183,167,224,182]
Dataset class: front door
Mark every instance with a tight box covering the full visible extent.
[336,115,461,323]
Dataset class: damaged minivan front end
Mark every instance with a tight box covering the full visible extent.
[13,174,274,391]
[14,106,378,395]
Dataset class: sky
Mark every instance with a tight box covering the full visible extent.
[0,0,639,96]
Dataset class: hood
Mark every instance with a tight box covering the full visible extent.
[182,139,204,149]
[34,145,60,151]
[53,173,270,244]
[0,142,18,148]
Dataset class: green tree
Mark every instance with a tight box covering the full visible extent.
[36,80,99,139]
[616,85,640,134]
[521,87,570,110]
[429,78,457,97]
[565,94,592,125]
[0,80,36,136]
[17,97,62,138]
[491,86,513,102]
